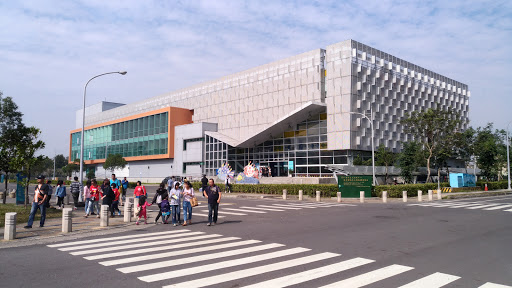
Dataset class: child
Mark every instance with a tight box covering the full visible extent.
[152,183,169,224]
[111,183,121,216]
[135,195,151,225]
[160,199,171,224]
[54,180,66,209]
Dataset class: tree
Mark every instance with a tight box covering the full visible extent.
[375,144,396,184]
[62,159,80,177]
[401,108,463,183]
[0,93,26,203]
[473,124,507,181]
[397,141,423,183]
[453,127,476,174]
[54,154,68,169]
[103,154,127,173]
[9,126,45,206]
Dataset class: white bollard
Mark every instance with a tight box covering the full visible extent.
[428,190,433,201]
[382,191,388,203]
[100,205,109,227]
[4,212,16,240]
[316,191,321,202]
[282,189,287,200]
[337,192,341,203]
[403,191,407,202]
[437,189,442,200]
[298,190,303,201]
[360,191,365,203]
[62,208,72,233]
[133,198,139,218]
[418,190,423,202]
[124,197,133,223]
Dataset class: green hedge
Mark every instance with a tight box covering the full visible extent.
[374,183,450,198]
[190,182,339,197]
[476,181,508,190]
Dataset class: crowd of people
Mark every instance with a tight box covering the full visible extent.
[25,174,222,229]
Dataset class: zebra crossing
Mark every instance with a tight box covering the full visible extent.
[408,198,512,213]
[47,229,511,287]
[153,201,356,219]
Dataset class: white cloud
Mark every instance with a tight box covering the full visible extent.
[0,0,510,157]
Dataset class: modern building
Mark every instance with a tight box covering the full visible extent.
[70,39,470,181]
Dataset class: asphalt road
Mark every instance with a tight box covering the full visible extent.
[1,195,511,287]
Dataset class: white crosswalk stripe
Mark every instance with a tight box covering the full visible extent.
[84,235,234,261]
[409,201,512,213]
[163,252,340,288]
[200,209,247,216]
[191,212,225,218]
[259,204,302,210]
[241,257,374,288]
[240,206,285,212]
[100,239,260,266]
[138,247,310,282]
[47,230,182,248]
[120,243,285,274]
[483,204,512,210]
[318,264,414,288]
[223,207,266,213]
[397,272,460,287]
[479,283,512,287]
[70,232,206,255]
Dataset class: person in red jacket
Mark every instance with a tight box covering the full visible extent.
[133,181,147,198]
[111,183,121,216]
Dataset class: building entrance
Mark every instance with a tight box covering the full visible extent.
[269,162,289,177]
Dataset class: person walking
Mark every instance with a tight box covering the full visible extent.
[201,174,208,197]
[89,179,101,218]
[101,179,115,217]
[224,177,231,193]
[83,180,92,218]
[54,180,67,209]
[169,182,182,226]
[111,183,121,216]
[135,195,151,225]
[110,174,122,205]
[24,175,49,228]
[182,181,195,226]
[204,179,221,226]
[121,177,129,204]
[151,183,168,224]
[69,176,82,210]
[45,180,53,208]
[160,198,171,224]
[134,181,147,198]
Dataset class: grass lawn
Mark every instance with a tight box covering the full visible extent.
[0,204,62,227]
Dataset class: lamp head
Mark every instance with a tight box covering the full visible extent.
[119,71,127,75]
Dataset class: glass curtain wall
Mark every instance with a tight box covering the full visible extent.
[71,112,169,161]
[204,111,350,177]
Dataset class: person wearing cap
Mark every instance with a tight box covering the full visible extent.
[25,175,50,228]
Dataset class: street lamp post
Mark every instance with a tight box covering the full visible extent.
[342,107,376,186]
[79,71,127,186]
[507,121,512,190]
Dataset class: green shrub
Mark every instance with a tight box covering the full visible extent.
[476,181,508,190]
[374,183,450,198]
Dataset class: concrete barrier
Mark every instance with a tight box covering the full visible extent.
[100,205,109,227]
[62,208,72,233]
[337,192,341,203]
[9,189,16,198]
[428,190,433,201]
[403,191,407,202]
[282,189,287,200]
[133,198,139,218]
[316,191,321,202]
[298,190,303,201]
[382,191,388,203]
[418,190,423,202]
[124,197,133,223]
[360,191,364,203]
[4,212,16,240]
[437,189,442,200]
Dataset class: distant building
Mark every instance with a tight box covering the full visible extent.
[70,40,470,181]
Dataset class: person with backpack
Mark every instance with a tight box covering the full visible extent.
[182,181,195,226]
[111,183,121,216]
[169,182,182,226]
[152,183,169,224]
[121,177,129,204]
[133,181,147,198]
[69,176,82,210]
[101,179,115,217]
[160,198,171,224]
[135,195,151,225]
[201,174,208,197]
[54,180,66,209]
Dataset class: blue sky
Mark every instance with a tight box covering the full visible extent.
[1,0,511,157]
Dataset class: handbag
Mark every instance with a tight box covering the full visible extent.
[190,197,198,207]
